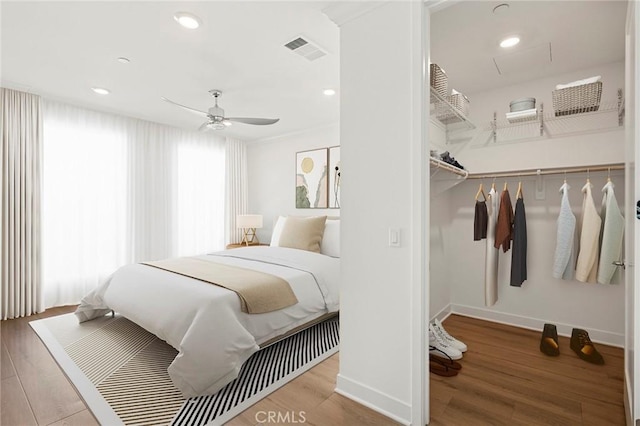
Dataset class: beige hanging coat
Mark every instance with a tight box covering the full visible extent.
[576,182,601,283]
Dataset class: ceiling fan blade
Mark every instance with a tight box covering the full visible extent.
[226,117,280,125]
[198,122,212,132]
[161,97,209,117]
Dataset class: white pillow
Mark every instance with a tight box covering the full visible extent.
[270,216,287,246]
[320,219,340,257]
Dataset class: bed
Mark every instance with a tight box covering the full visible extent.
[75,216,340,398]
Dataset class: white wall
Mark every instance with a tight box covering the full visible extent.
[246,125,339,243]
[430,63,627,345]
[456,61,625,173]
[430,190,452,319]
[447,173,625,345]
[337,2,421,424]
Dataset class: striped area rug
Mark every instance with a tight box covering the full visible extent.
[31,314,339,426]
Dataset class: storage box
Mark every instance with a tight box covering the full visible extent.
[447,92,470,117]
[430,64,448,98]
[510,97,536,112]
[434,91,470,124]
[552,81,602,116]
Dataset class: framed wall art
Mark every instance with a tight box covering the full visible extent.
[328,146,340,208]
[296,148,328,208]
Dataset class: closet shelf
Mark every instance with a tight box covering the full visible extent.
[487,89,624,144]
[430,157,468,195]
[430,88,476,134]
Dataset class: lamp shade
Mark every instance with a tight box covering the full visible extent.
[237,214,263,229]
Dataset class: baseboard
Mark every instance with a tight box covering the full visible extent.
[335,375,411,425]
[430,303,452,322]
[450,303,624,348]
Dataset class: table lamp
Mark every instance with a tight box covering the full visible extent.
[237,214,263,246]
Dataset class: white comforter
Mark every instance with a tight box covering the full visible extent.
[75,246,340,397]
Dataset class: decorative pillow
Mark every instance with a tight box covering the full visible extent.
[277,216,328,253]
[270,216,287,246]
[320,219,340,257]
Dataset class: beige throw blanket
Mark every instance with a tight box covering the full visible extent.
[142,257,298,314]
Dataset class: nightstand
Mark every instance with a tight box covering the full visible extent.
[226,243,269,249]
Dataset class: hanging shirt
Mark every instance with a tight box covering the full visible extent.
[484,187,499,306]
[494,189,513,252]
[552,183,576,280]
[597,181,624,284]
[576,182,602,283]
[510,197,527,286]
[474,200,488,241]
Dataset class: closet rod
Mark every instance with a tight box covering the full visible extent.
[466,163,624,180]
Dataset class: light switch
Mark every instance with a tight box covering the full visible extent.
[389,228,400,247]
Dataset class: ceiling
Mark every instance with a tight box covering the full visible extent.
[2,1,627,141]
[1,1,339,141]
[431,1,627,96]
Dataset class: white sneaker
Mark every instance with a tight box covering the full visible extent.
[429,325,463,360]
[432,318,467,352]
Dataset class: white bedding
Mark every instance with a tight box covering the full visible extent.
[75,246,340,397]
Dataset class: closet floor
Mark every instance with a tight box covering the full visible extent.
[431,314,625,425]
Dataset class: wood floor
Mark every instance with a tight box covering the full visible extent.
[1,308,625,425]
[430,314,626,425]
[0,306,394,426]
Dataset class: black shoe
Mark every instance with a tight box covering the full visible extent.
[570,328,604,365]
[540,323,560,356]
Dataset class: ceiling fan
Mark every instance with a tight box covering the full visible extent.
[161,89,279,131]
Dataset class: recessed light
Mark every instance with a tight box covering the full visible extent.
[117,57,130,64]
[500,36,520,48]
[323,88,336,96]
[91,87,110,95]
[174,12,201,29]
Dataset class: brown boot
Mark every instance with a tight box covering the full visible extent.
[570,328,604,365]
[540,323,560,356]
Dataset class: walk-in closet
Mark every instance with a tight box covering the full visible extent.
[425,1,636,423]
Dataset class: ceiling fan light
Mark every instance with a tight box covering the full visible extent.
[223,120,232,127]
[174,12,201,29]
[209,121,226,130]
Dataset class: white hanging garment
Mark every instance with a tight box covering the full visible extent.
[597,181,624,284]
[552,182,576,280]
[484,187,499,306]
[576,182,602,283]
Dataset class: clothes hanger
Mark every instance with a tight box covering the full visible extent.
[516,181,523,199]
[475,182,487,201]
[491,177,496,191]
[503,181,508,191]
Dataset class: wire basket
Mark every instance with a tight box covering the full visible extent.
[430,64,448,98]
[552,81,602,117]
[434,92,470,124]
[448,92,470,117]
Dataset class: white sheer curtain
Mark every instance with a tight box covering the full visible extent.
[1,88,44,319]
[42,100,226,307]
[225,138,248,245]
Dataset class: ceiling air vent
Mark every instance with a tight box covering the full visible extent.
[284,36,327,61]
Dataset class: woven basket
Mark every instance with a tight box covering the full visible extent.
[552,81,602,117]
[434,92,470,124]
[430,64,448,98]
[447,92,470,117]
